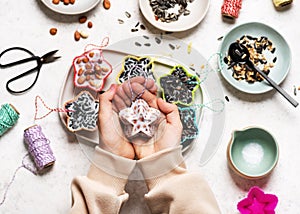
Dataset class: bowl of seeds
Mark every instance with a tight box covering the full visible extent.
[139,0,210,32]
[219,22,291,94]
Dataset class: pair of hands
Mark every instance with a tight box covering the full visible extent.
[98,77,183,160]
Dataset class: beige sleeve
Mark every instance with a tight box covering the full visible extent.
[70,147,136,214]
[137,146,221,214]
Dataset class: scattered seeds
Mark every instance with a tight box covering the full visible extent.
[217,36,224,41]
[189,67,195,71]
[125,11,131,18]
[135,42,142,47]
[187,42,192,54]
[131,28,138,32]
[144,43,151,47]
[155,37,161,44]
[169,43,175,50]
[118,19,124,24]
[294,85,297,96]
[135,22,140,28]
[225,96,230,102]
[140,24,146,30]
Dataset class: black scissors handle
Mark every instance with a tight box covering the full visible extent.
[0,47,40,68]
[0,47,43,94]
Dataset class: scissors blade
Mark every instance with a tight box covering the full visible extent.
[41,50,60,63]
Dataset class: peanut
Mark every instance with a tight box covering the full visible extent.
[49,28,57,35]
[103,0,111,9]
[79,16,87,24]
[87,21,93,28]
[77,76,86,85]
[74,30,80,41]
[52,0,60,4]
[78,68,84,76]
[79,30,89,39]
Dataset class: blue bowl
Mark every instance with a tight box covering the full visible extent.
[227,127,279,179]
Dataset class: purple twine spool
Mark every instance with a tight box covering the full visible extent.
[23,125,55,171]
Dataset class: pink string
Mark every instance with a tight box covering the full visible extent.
[34,95,72,120]
[221,0,242,19]
[84,37,110,53]
[0,154,37,206]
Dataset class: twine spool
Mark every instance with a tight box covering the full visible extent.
[221,0,242,19]
[23,125,55,171]
[273,0,293,8]
[0,103,19,136]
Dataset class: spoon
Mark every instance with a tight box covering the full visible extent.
[228,42,298,108]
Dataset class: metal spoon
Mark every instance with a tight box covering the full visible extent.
[228,42,298,108]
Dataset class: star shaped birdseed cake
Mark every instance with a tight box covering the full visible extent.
[119,99,161,139]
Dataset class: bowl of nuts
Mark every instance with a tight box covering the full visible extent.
[219,22,291,94]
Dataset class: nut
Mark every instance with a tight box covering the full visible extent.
[87,21,93,28]
[78,68,84,76]
[74,30,81,41]
[49,28,57,35]
[77,76,86,84]
[82,57,89,63]
[89,52,95,58]
[63,0,70,5]
[79,30,89,39]
[70,0,75,4]
[52,0,60,4]
[103,0,111,9]
[79,16,87,24]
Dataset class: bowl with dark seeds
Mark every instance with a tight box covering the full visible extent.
[219,22,291,94]
[139,0,210,32]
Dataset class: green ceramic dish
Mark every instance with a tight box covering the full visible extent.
[219,22,291,94]
[227,127,279,179]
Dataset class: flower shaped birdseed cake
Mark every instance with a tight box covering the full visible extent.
[73,49,112,92]
[117,55,155,83]
[159,65,200,106]
[119,99,161,139]
[64,91,99,132]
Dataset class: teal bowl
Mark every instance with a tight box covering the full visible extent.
[227,127,279,179]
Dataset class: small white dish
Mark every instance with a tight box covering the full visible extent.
[139,0,210,32]
[41,0,100,15]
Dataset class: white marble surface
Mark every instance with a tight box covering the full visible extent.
[0,0,300,213]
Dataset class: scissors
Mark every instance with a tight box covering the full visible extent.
[0,47,60,94]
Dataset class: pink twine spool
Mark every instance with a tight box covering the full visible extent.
[23,125,55,171]
[221,0,242,19]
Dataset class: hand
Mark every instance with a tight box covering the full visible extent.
[98,84,135,159]
[97,77,157,159]
[131,90,183,159]
[113,76,158,112]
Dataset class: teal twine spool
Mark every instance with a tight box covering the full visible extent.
[0,103,20,136]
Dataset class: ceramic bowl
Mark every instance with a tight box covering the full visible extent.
[227,127,279,179]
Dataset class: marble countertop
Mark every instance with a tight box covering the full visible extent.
[1,0,299,213]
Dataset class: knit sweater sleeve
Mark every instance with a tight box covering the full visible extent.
[69,147,136,214]
[137,146,221,214]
